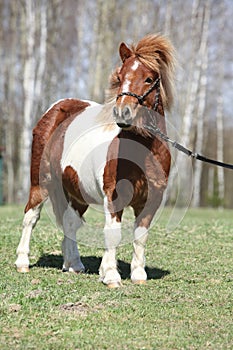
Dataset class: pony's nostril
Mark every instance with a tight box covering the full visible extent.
[122,106,131,121]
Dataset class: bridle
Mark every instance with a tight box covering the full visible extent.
[116,77,161,112]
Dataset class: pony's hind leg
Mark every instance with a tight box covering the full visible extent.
[15,186,46,272]
[61,205,86,273]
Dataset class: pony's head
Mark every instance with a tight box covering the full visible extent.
[111,34,176,131]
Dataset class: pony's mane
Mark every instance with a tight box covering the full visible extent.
[105,34,176,111]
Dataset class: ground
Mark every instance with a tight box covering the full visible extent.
[0,205,232,349]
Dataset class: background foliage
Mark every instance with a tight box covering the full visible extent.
[0,0,232,207]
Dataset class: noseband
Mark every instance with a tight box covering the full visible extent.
[116,77,160,112]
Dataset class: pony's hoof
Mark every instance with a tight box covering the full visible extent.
[73,269,85,274]
[132,279,147,285]
[107,281,122,289]
[17,266,30,273]
[62,266,85,274]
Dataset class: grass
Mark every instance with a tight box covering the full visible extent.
[0,204,232,349]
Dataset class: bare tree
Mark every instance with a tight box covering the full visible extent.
[192,0,210,207]
[18,0,36,201]
[0,0,232,208]
[1,2,20,203]
[89,0,115,102]
[34,0,47,117]
[215,2,226,206]
[169,0,205,205]
[164,0,173,35]
[18,0,48,201]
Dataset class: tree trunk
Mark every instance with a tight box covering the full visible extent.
[18,0,36,202]
[164,0,173,35]
[2,2,18,203]
[169,0,204,206]
[216,95,224,204]
[34,0,47,119]
[215,2,225,206]
[192,0,210,207]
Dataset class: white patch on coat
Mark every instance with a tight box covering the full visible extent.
[61,103,120,204]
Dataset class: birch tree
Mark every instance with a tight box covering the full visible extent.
[164,0,173,35]
[1,2,20,203]
[192,0,210,207]
[18,0,36,201]
[216,95,224,204]
[89,0,115,102]
[215,2,225,206]
[2,2,17,203]
[169,0,204,205]
[18,1,47,201]
[34,0,47,118]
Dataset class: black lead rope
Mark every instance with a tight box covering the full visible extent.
[116,78,233,170]
[150,126,233,171]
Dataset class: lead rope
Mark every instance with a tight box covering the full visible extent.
[145,120,233,170]
[116,79,233,170]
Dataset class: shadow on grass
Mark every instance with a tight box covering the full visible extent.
[33,254,170,280]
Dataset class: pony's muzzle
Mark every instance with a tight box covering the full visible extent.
[113,105,133,129]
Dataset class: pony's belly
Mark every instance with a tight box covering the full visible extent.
[61,103,120,204]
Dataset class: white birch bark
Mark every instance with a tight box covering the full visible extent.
[216,95,224,203]
[88,0,100,100]
[2,2,18,202]
[208,167,214,201]
[192,1,210,207]
[19,0,36,201]
[177,0,203,152]
[90,0,114,102]
[34,1,47,118]
[164,0,172,35]
[169,0,203,205]
[74,2,85,97]
[215,2,225,205]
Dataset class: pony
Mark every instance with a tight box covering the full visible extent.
[15,34,176,288]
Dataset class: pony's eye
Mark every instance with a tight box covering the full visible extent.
[145,77,153,84]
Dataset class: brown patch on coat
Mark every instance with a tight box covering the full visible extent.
[103,128,170,227]
[62,165,97,207]
[25,99,89,212]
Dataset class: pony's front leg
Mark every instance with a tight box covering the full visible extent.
[99,199,122,288]
[131,225,149,284]
[131,191,164,284]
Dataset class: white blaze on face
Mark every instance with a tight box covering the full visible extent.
[121,60,141,104]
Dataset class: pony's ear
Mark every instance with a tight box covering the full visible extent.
[119,43,132,62]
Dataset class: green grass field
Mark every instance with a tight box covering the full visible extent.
[0,205,232,349]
